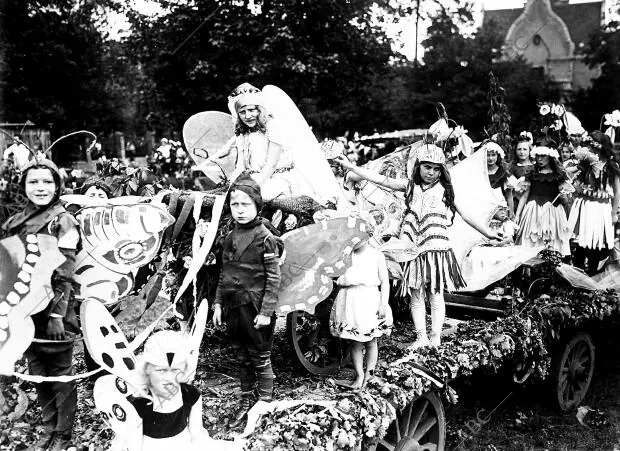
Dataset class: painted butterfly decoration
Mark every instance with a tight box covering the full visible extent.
[0,234,65,374]
[276,215,370,315]
[70,198,175,306]
[82,299,240,450]
[0,199,174,375]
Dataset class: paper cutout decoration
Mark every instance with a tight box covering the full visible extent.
[81,299,140,389]
[94,374,142,451]
[182,111,236,186]
[277,216,369,314]
[73,203,174,305]
[185,300,209,382]
[0,234,65,375]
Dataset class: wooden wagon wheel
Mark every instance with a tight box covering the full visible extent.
[286,296,349,375]
[549,332,595,412]
[371,392,446,451]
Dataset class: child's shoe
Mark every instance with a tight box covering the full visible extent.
[228,396,254,428]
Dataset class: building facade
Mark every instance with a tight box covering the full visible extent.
[483,0,603,93]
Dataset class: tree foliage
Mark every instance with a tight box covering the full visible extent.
[571,20,620,132]
[2,0,128,162]
[402,1,560,141]
[125,0,398,137]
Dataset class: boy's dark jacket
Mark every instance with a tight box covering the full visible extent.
[214,217,283,316]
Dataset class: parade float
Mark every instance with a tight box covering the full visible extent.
[3,94,620,451]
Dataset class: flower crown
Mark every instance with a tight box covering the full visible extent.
[228,82,261,100]
[482,141,505,159]
[530,146,559,159]
[518,131,533,143]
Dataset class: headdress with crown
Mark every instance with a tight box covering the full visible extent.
[227,82,264,122]
[417,144,446,165]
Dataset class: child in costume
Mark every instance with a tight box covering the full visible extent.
[212,173,282,427]
[568,133,619,275]
[329,226,393,389]
[508,134,535,204]
[560,145,580,180]
[128,330,213,451]
[208,83,313,201]
[1,158,80,451]
[483,141,514,216]
[336,145,500,349]
[515,146,572,256]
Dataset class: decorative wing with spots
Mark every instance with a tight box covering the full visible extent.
[0,234,65,375]
[73,203,174,305]
[277,216,369,315]
[93,374,142,451]
[81,298,140,389]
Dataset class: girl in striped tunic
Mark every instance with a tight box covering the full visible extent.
[336,145,500,349]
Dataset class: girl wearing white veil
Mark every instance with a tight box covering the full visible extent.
[220,83,347,207]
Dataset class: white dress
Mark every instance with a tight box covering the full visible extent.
[329,247,393,342]
[234,120,315,201]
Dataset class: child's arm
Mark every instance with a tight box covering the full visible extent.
[453,201,502,241]
[334,154,407,192]
[377,251,390,319]
[254,141,283,187]
[255,235,281,328]
[515,186,530,222]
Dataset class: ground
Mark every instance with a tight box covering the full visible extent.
[2,297,620,451]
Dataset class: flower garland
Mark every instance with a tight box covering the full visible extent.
[244,268,620,450]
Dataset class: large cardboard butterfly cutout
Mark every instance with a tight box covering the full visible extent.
[277,216,370,314]
[0,234,65,374]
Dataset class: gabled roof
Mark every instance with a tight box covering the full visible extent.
[482,1,602,53]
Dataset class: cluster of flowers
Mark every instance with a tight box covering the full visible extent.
[538,102,567,131]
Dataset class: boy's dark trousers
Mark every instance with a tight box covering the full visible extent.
[228,304,276,402]
[25,341,77,436]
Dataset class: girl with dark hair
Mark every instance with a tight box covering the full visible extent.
[481,141,514,216]
[335,144,500,349]
[515,146,572,255]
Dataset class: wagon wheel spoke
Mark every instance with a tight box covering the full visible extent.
[401,400,414,436]
[377,439,395,451]
[409,398,428,436]
[413,416,437,442]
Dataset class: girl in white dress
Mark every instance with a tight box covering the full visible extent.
[330,234,393,389]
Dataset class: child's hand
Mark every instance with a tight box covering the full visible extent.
[46,317,66,340]
[254,314,272,329]
[377,304,387,319]
[333,154,354,170]
[212,305,223,326]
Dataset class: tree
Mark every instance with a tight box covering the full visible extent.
[403,1,560,141]
[571,20,620,132]
[2,0,129,163]
[124,0,399,137]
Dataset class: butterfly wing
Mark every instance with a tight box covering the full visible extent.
[81,299,140,389]
[182,111,236,186]
[94,374,142,451]
[277,216,369,314]
[73,203,173,306]
[0,234,65,375]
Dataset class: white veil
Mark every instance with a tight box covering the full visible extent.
[262,85,349,209]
